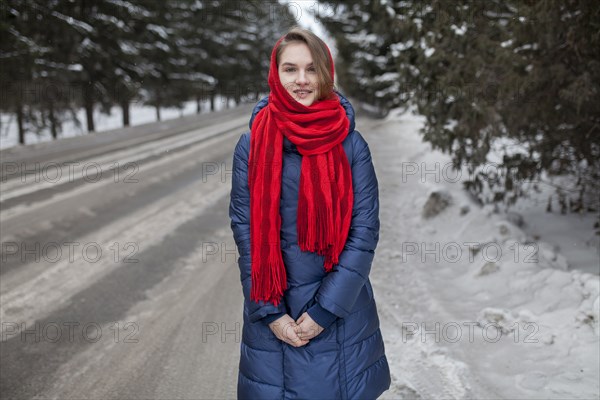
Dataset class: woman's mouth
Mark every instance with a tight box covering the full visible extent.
[294,89,313,99]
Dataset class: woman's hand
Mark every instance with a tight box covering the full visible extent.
[268,314,309,347]
[295,312,324,341]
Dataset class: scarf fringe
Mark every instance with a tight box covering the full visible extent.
[250,244,287,307]
[298,186,338,272]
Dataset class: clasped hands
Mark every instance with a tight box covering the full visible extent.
[268,312,324,347]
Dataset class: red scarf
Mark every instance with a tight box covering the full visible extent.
[248,36,353,307]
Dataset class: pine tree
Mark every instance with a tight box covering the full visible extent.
[317,0,599,219]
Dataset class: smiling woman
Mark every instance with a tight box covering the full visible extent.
[275,29,335,107]
[229,26,391,399]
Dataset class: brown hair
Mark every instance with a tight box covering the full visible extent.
[276,26,336,101]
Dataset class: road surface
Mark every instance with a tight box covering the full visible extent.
[1,104,254,399]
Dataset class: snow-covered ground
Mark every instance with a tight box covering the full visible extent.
[365,108,599,399]
[0,95,239,150]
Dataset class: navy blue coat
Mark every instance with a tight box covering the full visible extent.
[229,91,391,399]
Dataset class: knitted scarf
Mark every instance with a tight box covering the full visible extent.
[248,35,353,307]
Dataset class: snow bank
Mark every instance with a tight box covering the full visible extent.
[371,108,599,399]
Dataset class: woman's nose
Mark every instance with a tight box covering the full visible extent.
[295,70,309,85]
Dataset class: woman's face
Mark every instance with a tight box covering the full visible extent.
[278,42,318,107]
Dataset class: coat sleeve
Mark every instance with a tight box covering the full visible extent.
[229,132,288,324]
[314,131,380,319]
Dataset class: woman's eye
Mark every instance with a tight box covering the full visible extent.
[284,68,316,72]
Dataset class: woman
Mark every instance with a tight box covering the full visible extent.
[229,26,391,399]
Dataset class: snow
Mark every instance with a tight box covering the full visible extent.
[147,24,169,40]
[169,70,216,83]
[50,11,94,33]
[105,0,152,18]
[375,81,400,98]
[390,40,415,55]
[487,135,531,162]
[79,37,101,52]
[353,51,388,66]
[6,27,38,50]
[385,6,396,18]
[33,59,83,72]
[370,107,599,399]
[374,72,401,83]
[509,176,600,275]
[420,38,435,58]
[0,95,236,150]
[450,24,468,36]
[118,40,139,55]
[347,31,380,45]
[93,12,129,31]
[515,43,540,53]
[235,43,252,51]
[154,41,170,53]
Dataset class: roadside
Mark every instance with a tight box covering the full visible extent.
[366,109,599,399]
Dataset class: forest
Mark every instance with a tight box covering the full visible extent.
[2,0,598,219]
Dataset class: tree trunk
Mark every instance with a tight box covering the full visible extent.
[155,90,161,121]
[16,103,25,145]
[48,104,58,139]
[121,101,130,126]
[210,93,215,112]
[84,83,95,132]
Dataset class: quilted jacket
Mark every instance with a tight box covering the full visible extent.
[229,90,391,399]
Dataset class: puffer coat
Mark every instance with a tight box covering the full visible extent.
[229,90,391,400]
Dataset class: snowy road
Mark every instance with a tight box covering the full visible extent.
[0,105,252,399]
[1,103,598,399]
